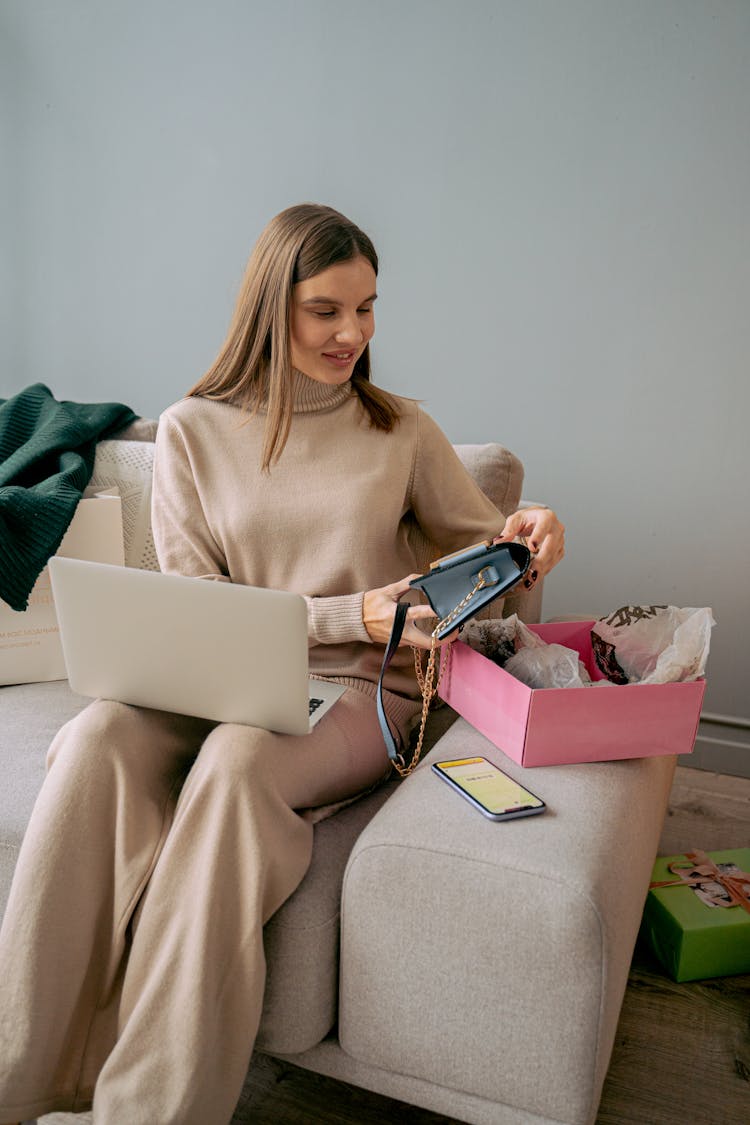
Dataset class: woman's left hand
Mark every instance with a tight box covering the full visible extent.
[494,507,565,588]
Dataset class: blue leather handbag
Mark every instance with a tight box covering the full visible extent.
[377,539,531,776]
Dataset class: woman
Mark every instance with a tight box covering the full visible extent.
[0,203,564,1125]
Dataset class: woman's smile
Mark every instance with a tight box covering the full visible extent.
[322,349,357,368]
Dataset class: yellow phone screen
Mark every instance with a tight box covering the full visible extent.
[438,757,543,814]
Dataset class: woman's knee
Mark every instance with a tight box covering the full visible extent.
[189,724,278,791]
[46,700,205,788]
[46,700,136,772]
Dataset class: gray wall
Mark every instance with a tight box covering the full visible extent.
[2,1,749,730]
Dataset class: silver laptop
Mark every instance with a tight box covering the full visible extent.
[48,557,345,734]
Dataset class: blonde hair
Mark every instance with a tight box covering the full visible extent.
[188,203,401,469]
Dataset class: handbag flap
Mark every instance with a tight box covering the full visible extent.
[410,541,530,637]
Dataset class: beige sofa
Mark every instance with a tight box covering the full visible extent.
[0,422,675,1125]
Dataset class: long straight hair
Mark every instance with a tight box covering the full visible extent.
[188,203,401,469]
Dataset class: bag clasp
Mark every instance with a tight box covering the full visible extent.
[472,565,501,589]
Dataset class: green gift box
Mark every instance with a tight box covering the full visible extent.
[640,848,750,982]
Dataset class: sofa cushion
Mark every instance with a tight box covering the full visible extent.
[456,443,524,518]
[0,681,90,907]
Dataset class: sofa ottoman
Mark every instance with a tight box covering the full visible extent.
[276,720,676,1125]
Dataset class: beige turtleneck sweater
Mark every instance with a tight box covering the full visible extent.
[152,371,506,738]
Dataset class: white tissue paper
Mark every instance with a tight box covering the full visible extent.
[462,616,594,689]
[462,606,715,690]
[505,643,592,689]
[590,605,715,685]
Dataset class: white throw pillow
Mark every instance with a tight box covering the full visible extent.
[90,441,159,570]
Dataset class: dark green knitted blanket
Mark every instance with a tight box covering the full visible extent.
[0,383,137,611]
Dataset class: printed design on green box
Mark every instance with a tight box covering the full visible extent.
[650,849,750,913]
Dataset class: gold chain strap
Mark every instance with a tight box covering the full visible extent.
[392,567,494,778]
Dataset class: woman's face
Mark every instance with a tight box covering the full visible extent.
[289,255,377,384]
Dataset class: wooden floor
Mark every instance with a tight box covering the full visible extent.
[40,766,750,1125]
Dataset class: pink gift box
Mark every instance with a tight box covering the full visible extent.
[438,620,705,767]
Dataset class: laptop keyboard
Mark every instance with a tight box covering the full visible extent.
[309,697,325,716]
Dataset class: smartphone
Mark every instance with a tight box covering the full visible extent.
[431,757,546,821]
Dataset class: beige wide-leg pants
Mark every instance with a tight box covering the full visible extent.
[0,685,398,1125]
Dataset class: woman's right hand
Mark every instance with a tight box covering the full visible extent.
[363,575,438,650]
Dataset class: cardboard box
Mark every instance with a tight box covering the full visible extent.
[641,849,750,981]
[438,620,705,767]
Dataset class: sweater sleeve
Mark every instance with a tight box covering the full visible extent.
[151,413,230,581]
[304,591,372,646]
[410,408,507,553]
